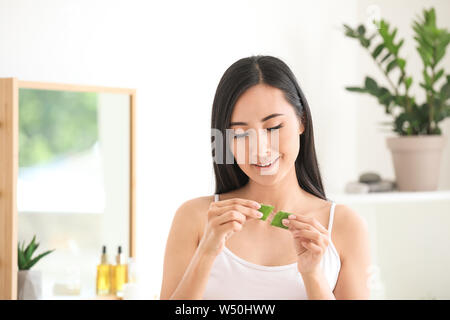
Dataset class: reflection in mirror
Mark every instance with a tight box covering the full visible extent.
[17,88,130,299]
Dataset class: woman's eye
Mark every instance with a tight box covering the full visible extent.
[267,124,284,131]
[233,124,283,139]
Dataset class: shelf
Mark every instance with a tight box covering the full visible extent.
[328,190,450,204]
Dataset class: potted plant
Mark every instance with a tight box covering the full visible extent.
[343,8,450,191]
[18,235,55,299]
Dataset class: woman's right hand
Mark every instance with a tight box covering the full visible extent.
[197,198,263,257]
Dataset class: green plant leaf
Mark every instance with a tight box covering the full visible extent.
[405,77,413,90]
[397,58,406,70]
[378,87,392,102]
[394,112,409,133]
[395,39,405,54]
[365,77,378,94]
[18,246,26,270]
[357,25,366,36]
[426,8,436,27]
[435,69,444,82]
[440,76,450,100]
[376,87,395,114]
[445,104,450,117]
[423,69,432,86]
[435,33,450,64]
[18,235,55,270]
[417,46,432,66]
[420,82,433,91]
[23,249,55,270]
[359,37,370,48]
[391,28,398,42]
[386,59,397,73]
[23,235,37,262]
[343,24,358,38]
[380,52,392,63]
[398,73,405,86]
[345,86,367,93]
[372,43,385,59]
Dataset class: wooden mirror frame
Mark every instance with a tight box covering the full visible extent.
[0,78,136,299]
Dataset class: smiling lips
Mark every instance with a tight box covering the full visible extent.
[252,156,280,168]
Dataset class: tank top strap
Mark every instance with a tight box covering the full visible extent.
[328,202,336,235]
[214,193,219,202]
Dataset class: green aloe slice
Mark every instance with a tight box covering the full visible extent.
[258,203,274,221]
[270,211,291,229]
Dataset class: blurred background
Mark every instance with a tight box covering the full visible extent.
[1,0,449,299]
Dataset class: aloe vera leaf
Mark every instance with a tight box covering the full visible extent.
[25,241,39,263]
[258,204,274,221]
[23,235,37,261]
[270,211,291,229]
[24,249,55,270]
[18,247,26,270]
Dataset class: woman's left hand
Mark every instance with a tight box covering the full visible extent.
[282,214,330,276]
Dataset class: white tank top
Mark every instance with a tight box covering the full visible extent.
[202,193,341,299]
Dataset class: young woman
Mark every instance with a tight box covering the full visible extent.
[160,55,371,300]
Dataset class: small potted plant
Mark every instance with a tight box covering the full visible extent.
[18,235,55,299]
[343,8,450,191]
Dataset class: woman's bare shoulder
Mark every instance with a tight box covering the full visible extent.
[332,203,370,258]
[174,195,215,242]
[333,204,368,231]
[177,195,214,212]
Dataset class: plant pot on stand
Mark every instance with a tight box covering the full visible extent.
[386,135,447,191]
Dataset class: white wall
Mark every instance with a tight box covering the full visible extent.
[2,0,450,299]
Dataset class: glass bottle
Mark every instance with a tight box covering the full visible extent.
[96,245,111,296]
[111,245,128,298]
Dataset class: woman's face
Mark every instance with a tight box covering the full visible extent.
[228,83,304,184]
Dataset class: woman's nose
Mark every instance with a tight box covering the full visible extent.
[249,129,271,163]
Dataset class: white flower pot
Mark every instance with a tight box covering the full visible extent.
[18,270,43,300]
[386,135,447,191]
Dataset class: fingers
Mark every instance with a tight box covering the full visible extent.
[281,216,329,255]
[285,215,329,235]
[215,210,246,226]
[218,220,243,235]
[283,219,311,230]
[291,229,329,248]
[292,229,324,243]
[300,239,323,255]
[213,197,261,210]
[211,202,263,220]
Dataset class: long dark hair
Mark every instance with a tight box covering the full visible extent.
[211,55,327,201]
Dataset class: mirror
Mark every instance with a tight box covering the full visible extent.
[0,79,136,300]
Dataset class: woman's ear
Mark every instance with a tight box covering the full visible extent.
[298,122,305,135]
[297,115,305,135]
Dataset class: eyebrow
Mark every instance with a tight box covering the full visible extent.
[229,113,285,127]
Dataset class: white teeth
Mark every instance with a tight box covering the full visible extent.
[255,160,275,167]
